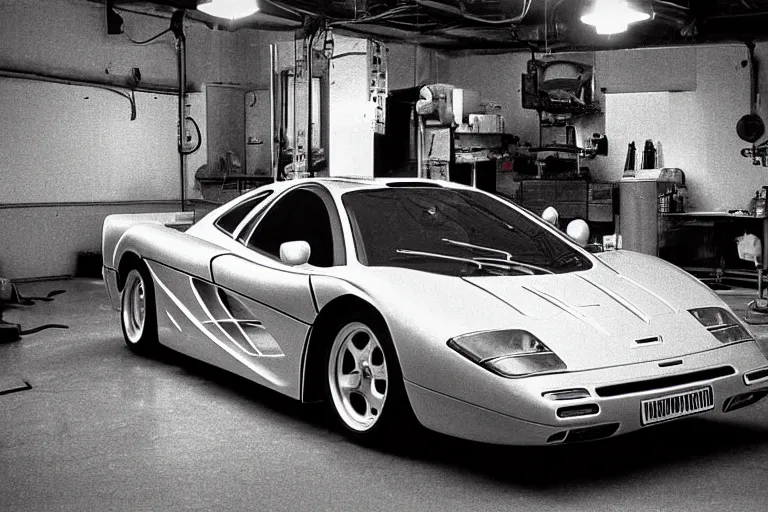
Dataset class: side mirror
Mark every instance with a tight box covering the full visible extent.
[279,241,311,266]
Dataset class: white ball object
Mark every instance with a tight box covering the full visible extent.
[542,206,559,225]
[566,219,590,247]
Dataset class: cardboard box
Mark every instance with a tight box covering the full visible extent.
[468,114,504,133]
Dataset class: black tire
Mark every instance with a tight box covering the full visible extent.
[120,263,158,355]
[323,309,415,445]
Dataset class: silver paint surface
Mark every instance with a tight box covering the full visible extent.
[99,177,768,445]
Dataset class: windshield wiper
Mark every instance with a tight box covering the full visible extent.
[394,249,512,271]
[441,238,554,275]
[549,252,584,269]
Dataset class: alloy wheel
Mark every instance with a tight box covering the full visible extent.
[122,270,146,344]
[328,322,389,432]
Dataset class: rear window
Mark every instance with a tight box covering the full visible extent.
[214,191,272,235]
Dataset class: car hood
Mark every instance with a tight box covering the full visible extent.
[462,250,731,371]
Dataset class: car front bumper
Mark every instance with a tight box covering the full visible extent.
[405,340,768,445]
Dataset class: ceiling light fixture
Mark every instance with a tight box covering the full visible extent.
[580,0,650,34]
[197,0,259,20]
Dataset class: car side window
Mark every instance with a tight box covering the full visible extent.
[246,188,336,267]
[214,191,272,235]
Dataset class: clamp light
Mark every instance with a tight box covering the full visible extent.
[197,0,259,20]
[581,0,650,34]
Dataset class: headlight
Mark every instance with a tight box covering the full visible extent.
[447,329,567,378]
[689,307,754,344]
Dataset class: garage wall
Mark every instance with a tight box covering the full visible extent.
[446,51,540,145]
[0,80,180,204]
[447,43,768,213]
[387,43,449,90]
[596,44,768,213]
[0,0,287,280]
[0,0,273,90]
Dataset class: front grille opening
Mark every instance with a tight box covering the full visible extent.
[546,430,568,443]
[557,404,600,418]
[744,368,768,385]
[595,366,735,397]
[564,423,620,443]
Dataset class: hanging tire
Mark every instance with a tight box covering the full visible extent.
[120,264,158,354]
[324,310,414,444]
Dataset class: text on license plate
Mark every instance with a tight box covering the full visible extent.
[641,387,714,425]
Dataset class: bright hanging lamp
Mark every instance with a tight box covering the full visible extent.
[581,0,650,34]
[197,0,259,20]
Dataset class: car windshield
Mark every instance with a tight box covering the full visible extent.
[342,187,592,277]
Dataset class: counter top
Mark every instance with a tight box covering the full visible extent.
[663,211,762,218]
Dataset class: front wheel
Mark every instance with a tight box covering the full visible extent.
[324,311,414,444]
[120,265,158,354]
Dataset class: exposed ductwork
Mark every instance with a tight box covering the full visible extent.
[103,0,768,51]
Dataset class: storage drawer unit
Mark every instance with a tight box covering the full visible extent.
[519,180,588,219]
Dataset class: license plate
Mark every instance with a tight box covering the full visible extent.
[641,387,714,425]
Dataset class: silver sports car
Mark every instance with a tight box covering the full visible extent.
[102,177,768,445]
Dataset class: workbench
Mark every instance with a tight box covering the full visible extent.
[659,212,768,287]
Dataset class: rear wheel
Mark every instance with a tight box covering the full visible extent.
[324,311,414,444]
[121,264,158,354]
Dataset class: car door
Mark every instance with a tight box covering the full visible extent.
[206,184,346,399]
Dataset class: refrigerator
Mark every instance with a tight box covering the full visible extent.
[619,168,686,255]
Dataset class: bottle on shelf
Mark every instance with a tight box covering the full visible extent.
[756,188,766,217]
[669,185,677,213]
[753,191,760,217]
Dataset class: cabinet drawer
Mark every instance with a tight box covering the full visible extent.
[556,202,588,219]
[556,181,587,201]
[521,181,557,201]
[588,203,614,222]
[589,183,615,202]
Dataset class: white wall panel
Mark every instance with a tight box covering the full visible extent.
[329,36,373,177]
[598,45,766,212]
[597,47,697,93]
[0,79,179,204]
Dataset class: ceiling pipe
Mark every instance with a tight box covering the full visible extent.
[651,0,689,12]
[651,11,689,28]
[0,68,138,120]
[306,31,315,178]
[170,10,188,212]
[414,0,531,25]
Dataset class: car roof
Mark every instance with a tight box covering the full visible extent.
[229,177,476,211]
[288,176,469,193]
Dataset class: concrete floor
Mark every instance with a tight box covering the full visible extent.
[2,278,768,511]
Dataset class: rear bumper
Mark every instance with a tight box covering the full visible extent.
[405,341,768,445]
[102,266,121,311]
